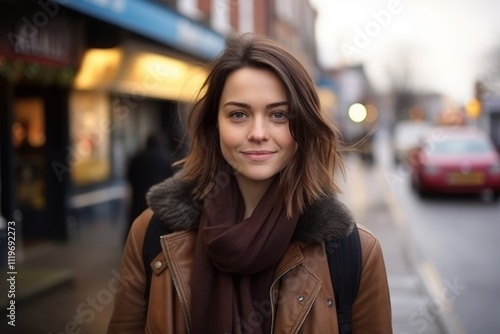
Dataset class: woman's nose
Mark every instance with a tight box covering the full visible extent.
[248,118,269,142]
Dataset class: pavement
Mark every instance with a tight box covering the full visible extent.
[337,153,463,334]
[0,149,464,333]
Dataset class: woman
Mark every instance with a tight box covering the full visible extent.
[108,33,392,334]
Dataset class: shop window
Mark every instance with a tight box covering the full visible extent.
[69,91,111,185]
[13,98,46,210]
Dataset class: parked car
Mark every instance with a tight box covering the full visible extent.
[410,126,500,200]
[393,120,433,165]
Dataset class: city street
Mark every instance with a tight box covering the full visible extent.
[0,217,124,334]
[2,1,500,334]
[4,129,499,334]
[375,130,500,334]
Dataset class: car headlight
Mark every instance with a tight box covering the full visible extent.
[424,165,440,175]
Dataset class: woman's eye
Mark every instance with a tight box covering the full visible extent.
[272,112,288,120]
[230,112,246,119]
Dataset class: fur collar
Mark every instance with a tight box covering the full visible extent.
[146,174,355,243]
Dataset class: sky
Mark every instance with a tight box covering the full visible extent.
[310,0,500,104]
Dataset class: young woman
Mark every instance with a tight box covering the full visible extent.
[108,33,392,334]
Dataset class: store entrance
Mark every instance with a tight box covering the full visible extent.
[12,96,49,240]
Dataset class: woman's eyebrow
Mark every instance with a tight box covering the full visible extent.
[222,101,288,109]
[266,101,288,109]
[223,101,251,109]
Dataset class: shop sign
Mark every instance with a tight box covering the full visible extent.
[1,14,81,67]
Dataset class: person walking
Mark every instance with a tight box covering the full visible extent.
[124,133,174,241]
[109,33,392,334]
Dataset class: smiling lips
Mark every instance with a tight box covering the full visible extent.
[241,150,276,162]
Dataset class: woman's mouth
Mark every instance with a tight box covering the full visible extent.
[241,151,276,162]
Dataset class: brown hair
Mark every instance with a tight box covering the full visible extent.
[179,33,344,216]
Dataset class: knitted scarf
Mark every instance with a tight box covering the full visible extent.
[190,175,299,334]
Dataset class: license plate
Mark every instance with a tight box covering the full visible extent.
[448,172,485,185]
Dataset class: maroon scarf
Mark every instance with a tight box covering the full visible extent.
[190,175,299,334]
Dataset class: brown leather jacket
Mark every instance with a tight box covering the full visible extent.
[108,175,392,334]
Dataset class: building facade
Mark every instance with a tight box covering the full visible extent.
[0,0,225,244]
[0,0,322,250]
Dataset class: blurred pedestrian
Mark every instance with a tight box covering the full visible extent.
[109,33,392,334]
[124,133,173,242]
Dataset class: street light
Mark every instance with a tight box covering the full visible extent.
[348,103,367,123]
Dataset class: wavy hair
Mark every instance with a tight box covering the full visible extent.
[178,33,345,217]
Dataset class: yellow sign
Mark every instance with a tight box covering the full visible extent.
[465,98,481,119]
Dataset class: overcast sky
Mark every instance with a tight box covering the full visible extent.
[311,0,500,104]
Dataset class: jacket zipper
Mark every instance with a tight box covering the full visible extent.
[269,260,321,334]
[160,236,192,334]
[293,294,317,334]
[269,261,301,334]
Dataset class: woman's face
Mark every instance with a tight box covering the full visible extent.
[218,67,297,187]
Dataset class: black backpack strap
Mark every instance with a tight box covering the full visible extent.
[143,213,171,301]
[326,226,362,334]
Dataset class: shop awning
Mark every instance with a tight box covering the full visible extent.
[61,0,225,60]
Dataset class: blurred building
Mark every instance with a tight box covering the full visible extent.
[476,81,500,152]
[479,96,500,152]
[0,0,322,247]
[270,0,318,76]
[0,0,225,243]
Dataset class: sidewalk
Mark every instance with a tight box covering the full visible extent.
[334,156,451,334]
[339,129,466,334]
[1,156,462,333]
[1,215,125,333]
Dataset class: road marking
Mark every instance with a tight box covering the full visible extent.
[419,261,468,334]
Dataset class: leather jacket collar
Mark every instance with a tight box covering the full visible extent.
[147,173,355,243]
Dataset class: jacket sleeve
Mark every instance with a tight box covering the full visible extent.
[107,209,153,334]
[351,227,393,333]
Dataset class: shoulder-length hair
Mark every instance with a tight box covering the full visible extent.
[179,33,345,217]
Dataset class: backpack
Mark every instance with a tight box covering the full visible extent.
[143,214,361,334]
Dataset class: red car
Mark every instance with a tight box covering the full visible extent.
[410,126,500,200]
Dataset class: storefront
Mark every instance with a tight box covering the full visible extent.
[0,5,84,240]
[66,39,211,226]
[0,0,225,242]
